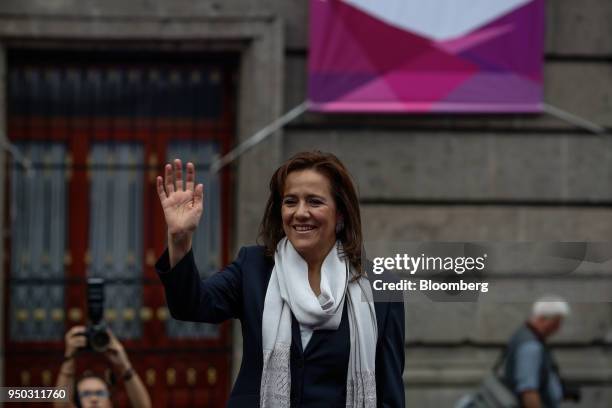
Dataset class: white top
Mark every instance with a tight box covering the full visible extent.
[299,293,328,349]
[299,323,314,349]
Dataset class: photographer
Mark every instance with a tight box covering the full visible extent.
[54,325,151,408]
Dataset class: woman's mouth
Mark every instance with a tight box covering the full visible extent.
[293,224,317,233]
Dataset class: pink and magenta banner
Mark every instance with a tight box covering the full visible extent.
[308,0,545,113]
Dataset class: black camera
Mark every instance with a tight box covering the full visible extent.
[83,278,110,353]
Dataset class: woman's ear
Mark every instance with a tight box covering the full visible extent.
[335,216,345,234]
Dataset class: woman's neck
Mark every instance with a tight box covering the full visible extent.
[300,241,336,297]
[308,263,322,296]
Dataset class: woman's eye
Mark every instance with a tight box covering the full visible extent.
[283,198,296,205]
[309,199,323,206]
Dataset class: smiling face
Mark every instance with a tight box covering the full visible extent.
[281,169,341,266]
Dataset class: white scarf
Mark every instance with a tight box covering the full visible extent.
[260,238,378,407]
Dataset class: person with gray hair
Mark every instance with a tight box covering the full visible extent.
[503,295,578,408]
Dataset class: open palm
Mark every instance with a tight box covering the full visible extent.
[156,159,204,236]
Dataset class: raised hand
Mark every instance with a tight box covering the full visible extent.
[104,329,130,372]
[105,329,153,408]
[64,325,86,358]
[157,159,204,235]
[156,159,204,266]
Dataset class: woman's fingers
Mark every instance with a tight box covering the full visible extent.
[164,163,175,194]
[194,183,204,209]
[174,159,183,191]
[186,162,195,192]
[156,176,167,200]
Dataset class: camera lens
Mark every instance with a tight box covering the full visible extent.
[90,328,110,352]
[87,278,105,325]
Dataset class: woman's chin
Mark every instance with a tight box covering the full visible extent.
[289,238,315,252]
[287,237,317,255]
[288,237,338,263]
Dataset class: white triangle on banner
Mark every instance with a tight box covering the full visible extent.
[343,0,531,41]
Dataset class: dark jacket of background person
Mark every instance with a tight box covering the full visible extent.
[504,324,562,408]
[156,245,406,408]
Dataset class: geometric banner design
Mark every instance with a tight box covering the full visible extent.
[308,0,545,113]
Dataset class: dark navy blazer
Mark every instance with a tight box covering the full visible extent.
[156,245,405,408]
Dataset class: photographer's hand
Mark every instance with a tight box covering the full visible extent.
[156,159,204,267]
[104,329,130,371]
[64,325,86,358]
[54,326,85,408]
[105,330,152,408]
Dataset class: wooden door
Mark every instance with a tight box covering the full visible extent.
[4,49,237,407]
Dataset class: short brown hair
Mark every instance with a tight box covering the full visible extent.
[258,151,363,277]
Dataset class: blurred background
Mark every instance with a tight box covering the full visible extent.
[0,0,610,407]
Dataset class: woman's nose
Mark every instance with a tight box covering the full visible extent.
[295,201,310,218]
